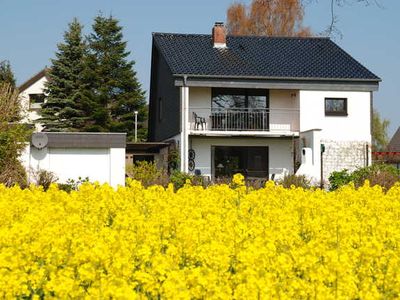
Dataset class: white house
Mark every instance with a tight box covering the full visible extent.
[18,68,48,132]
[148,22,380,183]
[18,70,127,187]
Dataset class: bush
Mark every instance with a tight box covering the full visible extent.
[329,164,400,191]
[58,177,89,193]
[278,174,311,189]
[126,161,169,188]
[352,164,400,190]
[169,170,208,190]
[32,169,58,191]
[328,169,352,191]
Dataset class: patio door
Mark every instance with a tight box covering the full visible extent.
[213,146,269,179]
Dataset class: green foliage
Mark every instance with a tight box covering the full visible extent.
[0,83,31,187]
[0,60,16,87]
[167,149,179,171]
[351,164,400,190]
[126,161,169,188]
[372,109,390,151]
[41,18,87,131]
[169,170,194,190]
[82,14,147,141]
[278,174,311,189]
[169,171,205,190]
[328,169,352,191]
[42,15,148,140]
[58,176,89,192]
[329,164,400,191]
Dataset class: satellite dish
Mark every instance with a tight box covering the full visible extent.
[32,133,48,149]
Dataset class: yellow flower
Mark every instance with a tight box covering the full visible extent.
[1,180,400,298]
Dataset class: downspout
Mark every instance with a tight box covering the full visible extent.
[180,75,189,172]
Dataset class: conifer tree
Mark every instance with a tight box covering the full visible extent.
[41,18,87,131]
[82,14,146,140]
[0,60,16,88]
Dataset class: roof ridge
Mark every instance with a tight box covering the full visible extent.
[153,32,330,40]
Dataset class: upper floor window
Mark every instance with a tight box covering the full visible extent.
[212,88,268,111]
[325,98,347,116]
[29,93,45,109]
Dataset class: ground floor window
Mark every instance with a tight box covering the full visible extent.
[213,146,268,178]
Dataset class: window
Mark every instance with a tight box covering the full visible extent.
[213,146,269,178]
[325,98,347,116]
[29,93,45,109]
[29,93,45,104]
[212,88,268,110]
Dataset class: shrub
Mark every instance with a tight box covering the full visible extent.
[351,164,400,190]
[126,161,169,188]
[31,169,58,191]
[278,174,311,189]
[329,164,400,191]
[58,177,89,193]
[328,169,352,191]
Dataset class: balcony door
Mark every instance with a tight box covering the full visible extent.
[212,146,269,179]
[211,88,269,131]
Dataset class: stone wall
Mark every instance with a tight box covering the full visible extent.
[321,140,370,182]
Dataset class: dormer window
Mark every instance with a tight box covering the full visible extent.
[29,93,45,109]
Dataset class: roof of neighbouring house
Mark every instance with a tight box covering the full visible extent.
[18,68,49,92]
[153,33,380,82]
[387,127,400,152]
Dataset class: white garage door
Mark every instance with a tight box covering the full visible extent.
[48,148,110,184]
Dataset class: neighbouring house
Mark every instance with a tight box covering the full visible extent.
[373,127,400,169]
[18,68,48,132]
[18,71,127,187]
[148,22,380,182]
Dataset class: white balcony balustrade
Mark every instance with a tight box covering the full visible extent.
[189,107,299,133]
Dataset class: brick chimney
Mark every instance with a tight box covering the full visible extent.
[212,22,226,48]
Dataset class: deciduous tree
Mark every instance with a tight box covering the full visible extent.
[372,109,390,151]
[0,83,31,187]
[227,0,312,37]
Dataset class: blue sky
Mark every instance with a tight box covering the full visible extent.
[1,0,398,135]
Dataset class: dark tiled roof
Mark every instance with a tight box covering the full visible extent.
[153,33,380,81]
[387,127,400,152]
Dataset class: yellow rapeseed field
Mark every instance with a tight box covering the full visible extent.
[1,174,400,299]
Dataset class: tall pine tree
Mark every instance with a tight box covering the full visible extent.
[82,14,146,140]
[41,18,87,131]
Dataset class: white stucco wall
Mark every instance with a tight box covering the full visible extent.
[269,90,300,131]
[299,90,371,141]
[190,137,293,179]
[26,146,126,187]
[189,87,211,130]
[19,76,47,132]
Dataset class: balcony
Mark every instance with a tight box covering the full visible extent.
[189,107,299,135]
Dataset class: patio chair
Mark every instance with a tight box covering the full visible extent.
[193,112,206,130]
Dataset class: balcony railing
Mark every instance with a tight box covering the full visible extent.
[190,107,299,132]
